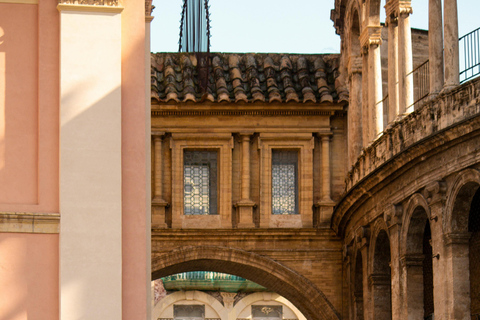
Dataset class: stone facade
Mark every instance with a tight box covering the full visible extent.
[151,2,480,320]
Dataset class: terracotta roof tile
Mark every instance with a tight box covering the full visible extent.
[151,52,347,104]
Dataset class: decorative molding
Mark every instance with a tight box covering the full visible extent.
[385,0,413,18]
[0,212,60,234]
[152,110,337,117]
[57,1,123,13]
[360,26,383,49]
[0,0,38,4]
[383,203,403,227]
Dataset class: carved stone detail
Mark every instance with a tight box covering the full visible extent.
[360,26,383,50]
[58,0,119,5]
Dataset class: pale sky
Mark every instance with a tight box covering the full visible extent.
[150,0,480,54]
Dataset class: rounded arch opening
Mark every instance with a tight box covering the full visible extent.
[152,246,340,320]
[468,186,480,317]
[404,206,434,319]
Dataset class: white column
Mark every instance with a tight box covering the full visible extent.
[347,55,363,166]
[386,16,399,122]
[444,0,459,89]
[361,26,383,140]
[429,0,444,96]
[362,49,370,147]
[59,3,123,320]
[398,5,414,114]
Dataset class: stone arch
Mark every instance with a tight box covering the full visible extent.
[444,168,480,318]
[445,168,480,234]
[401,193,434,319]
[153,290,225,320]
[152,246,340,320]
[370,227,392,320]
[232,292,306,320]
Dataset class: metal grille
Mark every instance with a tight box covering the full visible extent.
[460,27,480,83]
[174,305,205,320]
[412,60,430,110]
[252,306,282,320]
[272,150,298,215]
[184,150,217,215]
[469,188,480,317]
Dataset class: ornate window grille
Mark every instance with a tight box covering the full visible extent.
[252,306,282,320]
[271,150,298,215]
[183,150,217,215]
[174,305,205,320]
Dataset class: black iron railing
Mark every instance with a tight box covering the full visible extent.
[460,27,480,83]
[409,59,430,110]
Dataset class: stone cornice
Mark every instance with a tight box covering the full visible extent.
[57,0,123,13]
[0,212,60,234]
[360,26,383,49]
[152,109,344,117]
[0,0,38,4]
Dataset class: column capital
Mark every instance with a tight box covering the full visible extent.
[368,273,391,286]
[444,232,471,246]
[423,180,447,205]
[152,131,166,137]
[385,0,413,18]
[360,26,383,50]
[355,225,371,248]
[400,253,424,267]
[383,203,403,227]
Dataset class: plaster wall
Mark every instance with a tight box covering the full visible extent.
[0,233,59,320]
[0,1,59,212]
[59,8,122,320]
[121,0,150,318]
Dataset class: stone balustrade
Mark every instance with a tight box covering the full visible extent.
[345,77,480,192]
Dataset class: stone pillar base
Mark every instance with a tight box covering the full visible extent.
[314,201,336,228]
[235,200,256,228]
[152,198,168,229]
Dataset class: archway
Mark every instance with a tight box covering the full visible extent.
[152,246,340,320]
[404,205,434,320]
[448,174,480,319]
[372,230,392,320]
[468,188,480,317]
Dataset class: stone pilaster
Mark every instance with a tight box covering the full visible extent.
[424,181,448,320]
[235,132,255,228]
[384,203,403,320]
[444,232,472,320]
[401,254,425,320]
[314,132,335,228]
[152,132,168,228]
[356,225,371,320]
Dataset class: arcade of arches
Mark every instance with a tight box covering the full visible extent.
[150,0,480,320]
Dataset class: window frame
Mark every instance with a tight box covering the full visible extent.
[258,133,314,228]
[170,133,233,229]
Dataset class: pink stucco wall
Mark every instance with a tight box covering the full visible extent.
[0,1,59,213]
[0,233,59,320]
[121,0,149,318]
